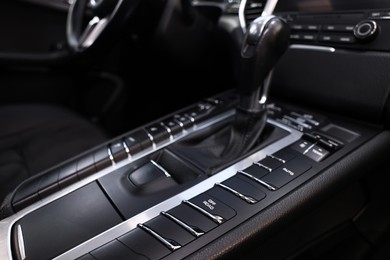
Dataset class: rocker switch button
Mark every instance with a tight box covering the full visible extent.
[305,145,330,162]
[261,158,312,188]
[187,193,236,224]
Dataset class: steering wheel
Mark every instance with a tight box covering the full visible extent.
[66,0,141,53]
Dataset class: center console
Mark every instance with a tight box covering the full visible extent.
[2,0,390,259]
[0,88,381,260]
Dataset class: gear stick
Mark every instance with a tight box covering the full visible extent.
[170,15,290,175]
[221,15,290,159]
[238,15,290,113]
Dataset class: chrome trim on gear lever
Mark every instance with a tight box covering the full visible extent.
[239,0,279,33]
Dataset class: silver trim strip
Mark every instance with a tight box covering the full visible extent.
[121,141,133,160]
[238,0,248,33]
[215,183,257,204]
[261,0,278,16]
[183,200,225,224]
[138,224,181,251]
[267,154,285,164]
[259,70,273,105]
[289,44,336,52]
[303,143,317,155]
[238,170,276,191]
[161,211,204,238]
[150,160,171,178]
[107,147,115,165]
[16,225,26,260]
[254,162,272,172]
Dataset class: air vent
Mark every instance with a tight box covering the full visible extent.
[244,0,266,26]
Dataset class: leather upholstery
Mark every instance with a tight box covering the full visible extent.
[0,104,107,204]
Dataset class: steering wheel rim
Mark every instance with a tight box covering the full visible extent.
[66,0,132,53]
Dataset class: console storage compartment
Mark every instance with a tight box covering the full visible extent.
[11,182,123,260]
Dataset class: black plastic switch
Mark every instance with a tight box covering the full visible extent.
[302,132,320,143]
[222,176,266,202]
[145,215,195,246]
[290,139,314,154]
[161,119,183,136]
[173,114,193,129]
[129,161,169,186]
[118,228,171,260]
[91,239,148,260]
[93,147,111,171]
[206,176,266,208]
[240,164,269,179]
[272,149,295,163]
[317,137,343,151]
[188,192,236,224]
[256,156,282,171]
[167,203,217,233]
[127,129,153,150]
[305,145,330,162]
[183,108,203,122]
[109,141,128,162]
[261,158,312,188]
[145,123,170,144]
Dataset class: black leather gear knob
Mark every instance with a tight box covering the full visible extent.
[239,16,290,98]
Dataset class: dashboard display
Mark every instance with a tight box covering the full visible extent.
[275,0,390,13]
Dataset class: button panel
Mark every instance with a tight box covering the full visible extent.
[186,193,236,224]
[289,132,343,162]
[290,22,356,45]
[261,159,312,188]
[283,9,390,51]
[217,176,266,204]
[68,135,356,260]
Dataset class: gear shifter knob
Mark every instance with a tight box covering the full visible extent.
[239,15,290,112]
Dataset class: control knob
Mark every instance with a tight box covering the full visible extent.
[354,20,378,41]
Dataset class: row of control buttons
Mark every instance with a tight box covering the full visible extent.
[369,10,390,18]
[78,149,313,259]
[291,23,354,32]
[290,33,356,44]
[12,98,225,213]
[289,20,379,44]
[290,132,343,162]
[78,193,236,259]
[268,104,322,132]
[238,150,311,189]
[290,23,356,44]
[107,98,224,165]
